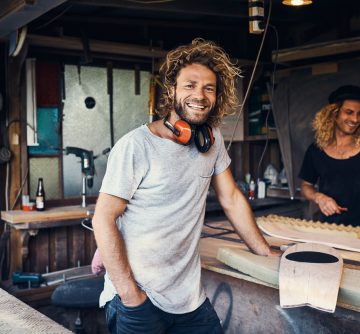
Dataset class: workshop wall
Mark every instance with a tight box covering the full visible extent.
[60,65,150,198]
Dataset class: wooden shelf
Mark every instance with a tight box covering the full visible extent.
[1,204,95,225]
[244,131,277,141]
[272,36,360,65]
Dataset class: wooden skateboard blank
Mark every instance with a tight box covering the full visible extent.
[279,243,343,313]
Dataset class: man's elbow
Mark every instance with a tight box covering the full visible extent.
[218,190,242,212]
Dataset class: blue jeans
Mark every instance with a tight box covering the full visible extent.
[105,295,223,334]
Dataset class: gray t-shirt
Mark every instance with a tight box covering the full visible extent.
[99,124,231,313]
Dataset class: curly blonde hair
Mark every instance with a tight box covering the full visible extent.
[157,38,241,127]
[313,103,360,149]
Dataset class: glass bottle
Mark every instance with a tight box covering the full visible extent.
[35,178,45,211]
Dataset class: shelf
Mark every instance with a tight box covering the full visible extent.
[272,36,360,65]
[266,185,302,200]
[244,131,277,141]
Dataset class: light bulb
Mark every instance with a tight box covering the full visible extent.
[282,0,312,6]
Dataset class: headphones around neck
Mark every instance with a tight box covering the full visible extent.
[163,117,215,153]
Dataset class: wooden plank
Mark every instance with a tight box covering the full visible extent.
[279,243,343,313]
[1,204,95,224]
[33,229,50,273]
[85,229,97,263]
[0,288,72,333]
[51,227,67,271]
[69,225,85,267]
[311,62,338,75]
[27,34,167,58]
[272,36,360,64]
[9,229,27,272]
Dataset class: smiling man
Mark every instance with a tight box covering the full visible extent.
[299,85,360,226]
[92,38,276,334]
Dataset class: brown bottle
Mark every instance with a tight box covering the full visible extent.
[35,178,45,211]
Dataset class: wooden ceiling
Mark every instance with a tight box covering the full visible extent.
[1,0,360,66]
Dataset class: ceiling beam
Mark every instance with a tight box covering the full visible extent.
[27,34,167,58]
[70,0,249,19]
[272,36,360,64]
[0,0,68,37]
[55,14,246,31]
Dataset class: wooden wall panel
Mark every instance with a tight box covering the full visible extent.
[33,230,50,273]
[85,229,97,263]
[52,227,68,271]
[68,225,85,268]
[25,225,96,274]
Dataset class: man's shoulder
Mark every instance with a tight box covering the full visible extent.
[111,125,148,152]
[115,125,148,143]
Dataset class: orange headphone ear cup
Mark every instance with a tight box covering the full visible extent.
[173,120,194,145]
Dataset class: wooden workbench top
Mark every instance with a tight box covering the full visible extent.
[200,219,360,313]
[1,204,95,224]
[0,287,72,333]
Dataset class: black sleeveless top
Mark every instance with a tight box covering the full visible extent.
[299,143,360,227]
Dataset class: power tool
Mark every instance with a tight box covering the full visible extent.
[12,272,44,288]
[65,146,95,207]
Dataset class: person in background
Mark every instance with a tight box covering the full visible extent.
[299,85,360,226]
[92,38,278,334]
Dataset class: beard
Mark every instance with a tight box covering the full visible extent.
[174,93,215,125]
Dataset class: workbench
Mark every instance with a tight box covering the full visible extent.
[0,205,96,274]
[0,287,72,333]
[199,219,360,333]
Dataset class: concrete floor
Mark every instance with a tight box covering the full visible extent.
[37,304,109,334]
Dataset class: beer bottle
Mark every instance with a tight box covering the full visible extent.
[35,178,45,211]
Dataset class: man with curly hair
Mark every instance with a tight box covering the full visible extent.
[92,39,276,334]
[299,85,360,226]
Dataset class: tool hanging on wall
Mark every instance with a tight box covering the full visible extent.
[64,146,95,208]
[107,61,115,147]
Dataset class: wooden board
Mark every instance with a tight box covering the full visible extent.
[1,204,95,224]
[0,288,72,333]
[257,215,360,252]
[215,245,360,310]
[279,243,343,313]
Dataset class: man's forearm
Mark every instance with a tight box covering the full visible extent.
[92,194,145,305]
[223,191,271,256]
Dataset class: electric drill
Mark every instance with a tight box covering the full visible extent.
[64,146,95,188]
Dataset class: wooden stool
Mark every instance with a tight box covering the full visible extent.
[51,276,104,334]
